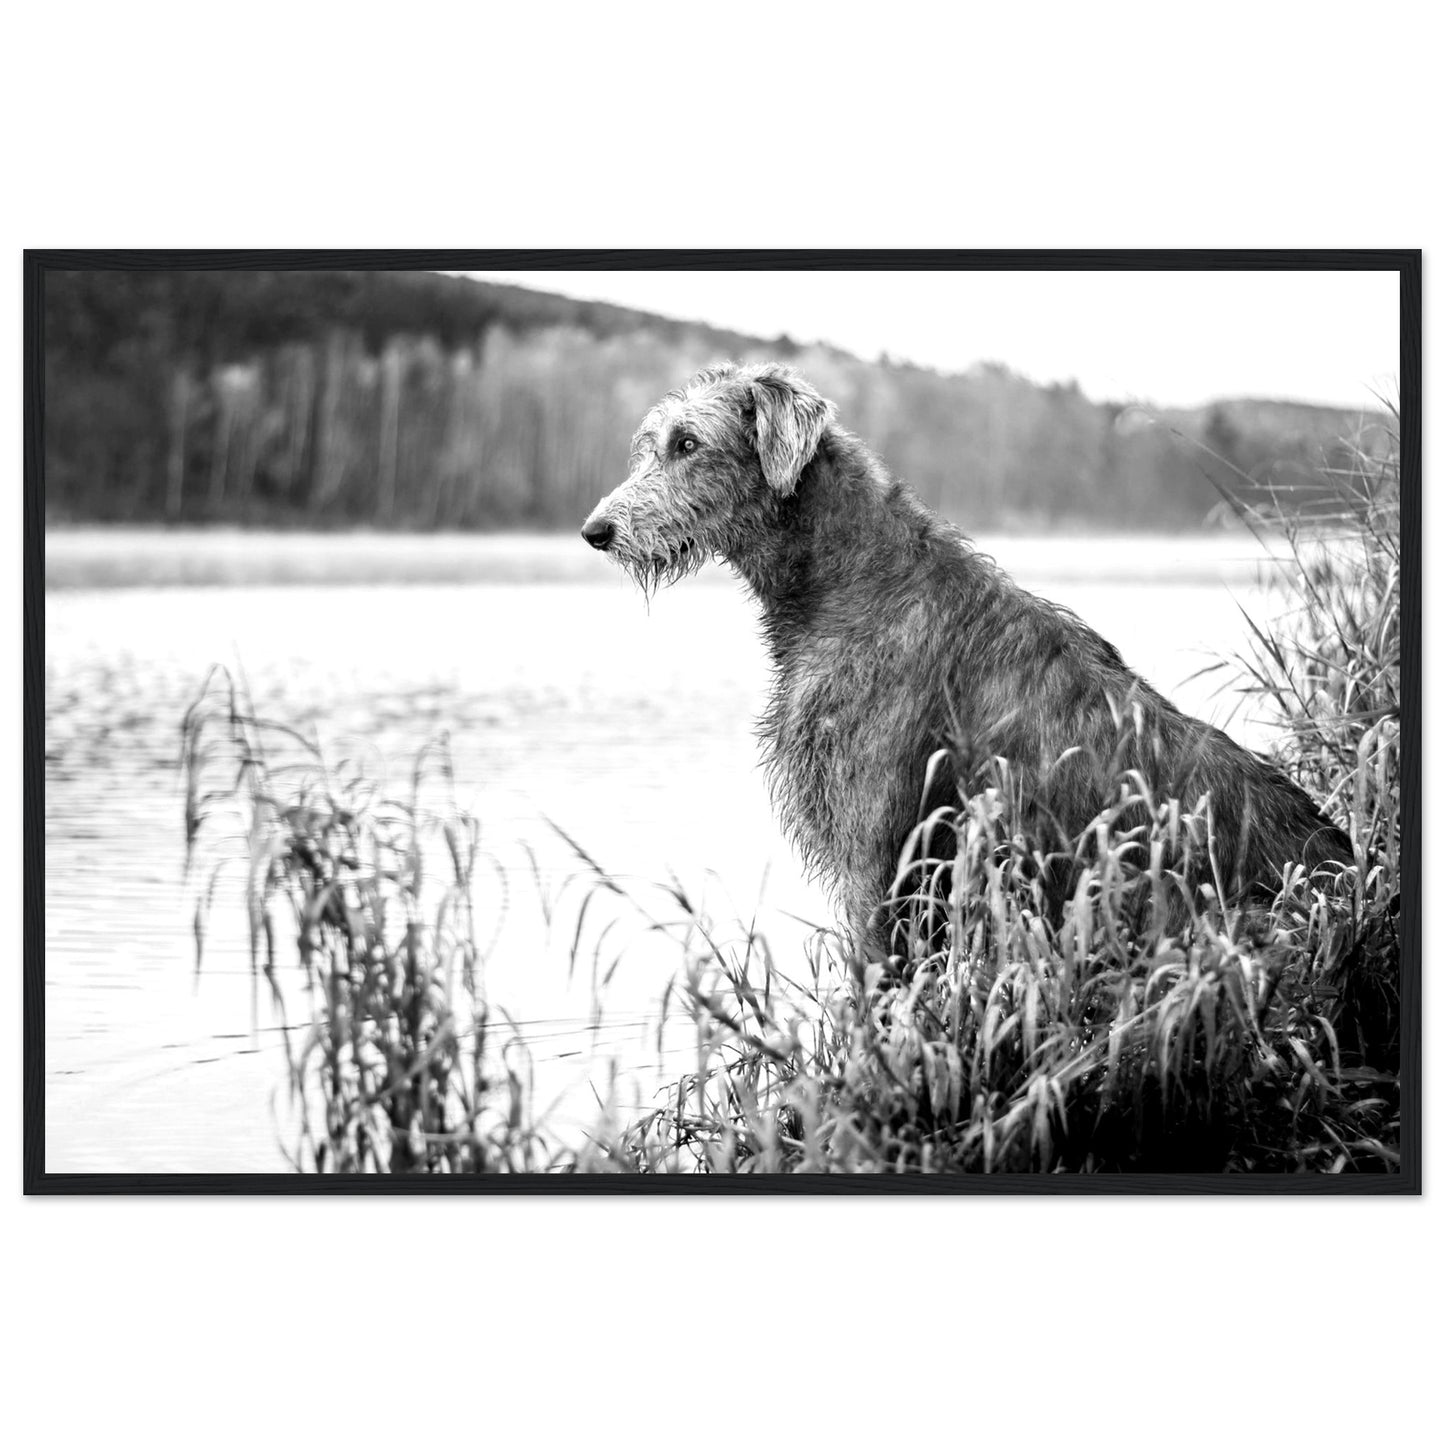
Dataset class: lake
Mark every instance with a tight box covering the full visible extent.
[43,529,1296,1171]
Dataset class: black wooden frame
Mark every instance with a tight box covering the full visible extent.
[23,249,1423,1195]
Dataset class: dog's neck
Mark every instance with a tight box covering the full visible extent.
[728,428,963,656]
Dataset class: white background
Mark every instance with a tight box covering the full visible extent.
[5,5,1438,1442]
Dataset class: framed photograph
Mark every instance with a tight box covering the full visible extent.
[24,250,1420,1193]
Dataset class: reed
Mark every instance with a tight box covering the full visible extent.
[182,667,567,1172]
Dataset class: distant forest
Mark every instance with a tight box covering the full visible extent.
[42,269,1385,531]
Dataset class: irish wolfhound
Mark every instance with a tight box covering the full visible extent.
[582,362,1351,943]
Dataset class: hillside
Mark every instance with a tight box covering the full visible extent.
[41,269,1386,531]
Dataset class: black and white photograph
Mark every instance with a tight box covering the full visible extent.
[28,255,1418,1187]
[9,6,1443,1438]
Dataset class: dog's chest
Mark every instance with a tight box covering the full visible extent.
[759,630,929,877]
[765,635,873,759]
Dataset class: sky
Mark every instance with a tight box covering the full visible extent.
[456,269,1399,412]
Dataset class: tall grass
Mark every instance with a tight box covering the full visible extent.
[1215,405,1401,1074]
[616,771,1391,1174]
[183,421,1402,1175]
[182,668,570,1172]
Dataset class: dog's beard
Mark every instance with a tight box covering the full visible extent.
[613,533,708,601]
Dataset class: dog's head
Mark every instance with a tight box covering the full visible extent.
[581,362,834,594]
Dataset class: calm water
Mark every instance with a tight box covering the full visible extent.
[44,531,1292,1171]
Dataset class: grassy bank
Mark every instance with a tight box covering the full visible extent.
[183,421,1402,1175]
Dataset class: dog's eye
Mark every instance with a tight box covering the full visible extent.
[678,437,697,455]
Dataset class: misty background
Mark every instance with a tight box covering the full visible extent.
[44,268,1393,538]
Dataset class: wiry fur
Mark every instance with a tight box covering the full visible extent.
[583,362,1353,942]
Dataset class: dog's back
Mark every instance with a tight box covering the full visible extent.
[751,422,1351,934]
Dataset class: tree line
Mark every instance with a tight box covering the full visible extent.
[43,269,1381,530]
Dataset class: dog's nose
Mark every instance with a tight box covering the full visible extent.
[581,517,615,551]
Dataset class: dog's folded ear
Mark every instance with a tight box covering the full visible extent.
[747,365,834,495]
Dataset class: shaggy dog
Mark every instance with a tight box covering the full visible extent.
[582,362,1351,942]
